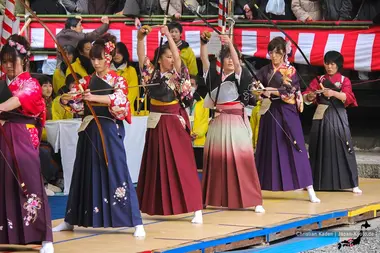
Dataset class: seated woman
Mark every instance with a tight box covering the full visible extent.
[111,42,139,115]
[51,73,82,120]
[53,45,76,95]
[303,51,361,194]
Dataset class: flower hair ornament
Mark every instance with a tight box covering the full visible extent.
[8,40,30,56]
[104,41,115,65]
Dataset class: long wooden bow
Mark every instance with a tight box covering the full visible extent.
[18,2,109,165]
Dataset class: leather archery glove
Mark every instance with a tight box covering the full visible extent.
[200,31,211,44]
[138,25,152,40]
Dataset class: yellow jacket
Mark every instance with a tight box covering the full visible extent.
[52,68,66,95]
[250,100,262,149]
[111,63,139,115]
[66,58,88,78]
[190,98,209,147]
[180,47,198,76]
[52,96,74,121]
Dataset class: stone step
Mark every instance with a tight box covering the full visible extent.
[356,151,380,179]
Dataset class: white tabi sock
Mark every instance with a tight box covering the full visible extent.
[133,224,146,237]
[40,241,54,253]
[191,210,203,224]
[254,205,265,213]
[52,221,74,232]
[353,187,362,194]
[306,185,321,203]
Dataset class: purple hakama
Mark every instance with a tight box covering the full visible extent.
[255,64,313,191]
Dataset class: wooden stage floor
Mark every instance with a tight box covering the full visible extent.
[2,178,380,253]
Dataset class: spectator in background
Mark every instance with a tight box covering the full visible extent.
[30,0,66,14]
[291,0,322,21]
[52,73,81,120]
[53,45,76,95]
[352,0,380,21]
[66,39,94,77]
[37,75,63,196]
[167,21,198,76]
[242,0,296,20]
[120,0,163,28]
[111,42,139,115]
[56,16,109,66]
[188,75,209,170]
[321,0,352,20]
[61,0,89,14]
[159,0,200,19]
[88,0,120,14]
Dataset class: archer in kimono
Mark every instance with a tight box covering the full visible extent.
[255,37,320,203]
[52,34,146,237]
[0,35,54,253]
[136,25,203,223]
[303,51,361,194]
[200,31,264,212]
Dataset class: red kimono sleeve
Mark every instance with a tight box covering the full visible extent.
[13,77,46,125]
[341,77,358,107]
[302,77,320,96]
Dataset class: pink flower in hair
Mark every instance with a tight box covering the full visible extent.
[8,39,28,55]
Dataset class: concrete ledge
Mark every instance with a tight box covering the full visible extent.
[356,151,380,178]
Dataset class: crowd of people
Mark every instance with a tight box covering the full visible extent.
[1,0,380,23]
[0,1,372,252]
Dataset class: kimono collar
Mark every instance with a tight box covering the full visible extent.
[8,72,30,85]
[222,71,234,81]
[324,72,342,81]
[322,72,344,89]
[95,69,117,86]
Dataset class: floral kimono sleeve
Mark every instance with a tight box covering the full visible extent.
[177,62,193,102]
[11,77,46,120]
[67,77,90,113]
[108,75,131,124]
[140,57,155,85]
[278,65,304,112]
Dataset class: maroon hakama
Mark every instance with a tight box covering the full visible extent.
[202,103,263,208]
[137,103,203,215]
[0,72,52,244]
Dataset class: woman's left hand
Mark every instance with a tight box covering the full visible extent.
[83,89,95,102]
[323,89,335,98]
